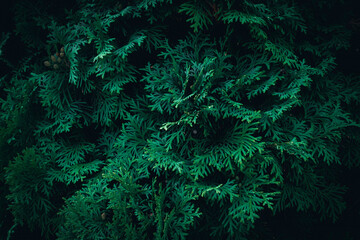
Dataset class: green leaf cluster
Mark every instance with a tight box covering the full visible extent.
[1,0,359,239]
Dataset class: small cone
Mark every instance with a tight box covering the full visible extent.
[51,55,56,63]
[44,61,51,67]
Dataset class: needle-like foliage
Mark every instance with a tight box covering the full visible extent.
[1,0,359,239]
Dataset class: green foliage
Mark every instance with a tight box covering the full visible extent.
[275,166,347,223]
[179,1,213,32]
[5,148,57,237]
[1,0,359,239]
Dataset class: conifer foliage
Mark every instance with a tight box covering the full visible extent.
[1,0,359,239]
